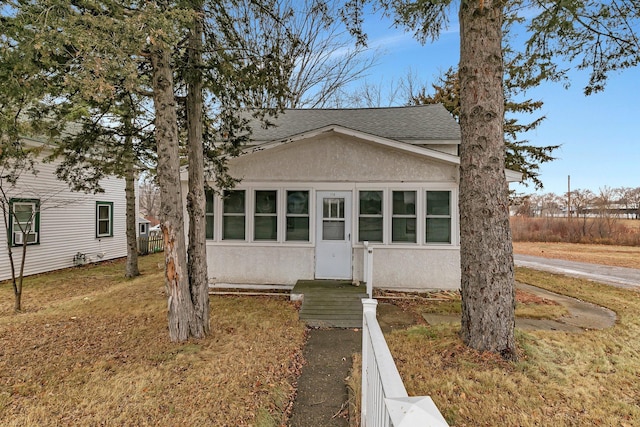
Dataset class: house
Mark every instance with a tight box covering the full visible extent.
[184,105,520,291]
[0,137,128,281]
[138,216,151,238]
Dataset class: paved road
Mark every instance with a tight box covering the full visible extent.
[514,254,640,290]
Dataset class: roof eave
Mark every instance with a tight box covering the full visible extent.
[505,169,524,183]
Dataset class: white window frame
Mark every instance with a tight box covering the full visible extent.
[96,201,114,238]
[285,189,311,243]
[390,189,419,244]
[205,188,215,240]
[253,189,278,241]
[10,199,40,246]
[222,189,246,241]
[357,190,384,243]
[425,190,453,244]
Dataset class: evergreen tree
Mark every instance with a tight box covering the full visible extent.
[344,0,640,358]
[409,66,558,190]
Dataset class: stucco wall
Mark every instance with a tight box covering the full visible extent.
[207,245,315,285]
[229,133,458,183]
[367,247,460,291]
[207,244,460,290]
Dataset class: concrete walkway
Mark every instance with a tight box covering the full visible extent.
[421,282,617,332]
[288,329,361,427]
[514,254,640,290]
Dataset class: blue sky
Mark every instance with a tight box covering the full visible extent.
[353,12,640,196]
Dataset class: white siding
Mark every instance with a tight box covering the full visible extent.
[0,157,128,281]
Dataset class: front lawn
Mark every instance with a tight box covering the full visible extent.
[0,254,306,426]
[385,268,640,426]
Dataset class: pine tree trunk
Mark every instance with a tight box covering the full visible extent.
[124,136,140,279]
[150,45,194,342]
[186,2,210,338]
[458,0,516,360]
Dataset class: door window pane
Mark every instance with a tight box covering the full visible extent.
[286,191,309,241]
[323,220,345,240]
[323,198,344,219]
[322,198,345,240]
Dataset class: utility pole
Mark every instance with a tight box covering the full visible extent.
[567,175,571,220]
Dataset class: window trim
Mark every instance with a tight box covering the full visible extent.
[425,190,452,244]
[9,198,40,246]
[254,189,278,241]
[222,189,246,241]
[357,190,384,243]
[391,189,418,244]
[285,189,311,242]
[96,201,114,238]
[205,188,215,240]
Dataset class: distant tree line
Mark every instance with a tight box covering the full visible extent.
[511,187,640,246]
[513,187,640,219]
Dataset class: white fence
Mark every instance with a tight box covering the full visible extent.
[360,244,449,427]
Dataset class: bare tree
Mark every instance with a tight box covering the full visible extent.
[571,189,595,237]
[139,177,160,220]
[277,0,379,108]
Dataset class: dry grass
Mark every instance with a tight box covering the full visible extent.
[0,254,306,426]
[510,216,640,246]
[387,289,569,320]
[385,268,640,427]
[513,241,640,269]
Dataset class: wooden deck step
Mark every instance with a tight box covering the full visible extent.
[293,280,368,328]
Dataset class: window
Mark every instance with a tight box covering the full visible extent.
[392,191,416,243]
[223,190,245,240]
[10,199,40,245]
[426,191,451,243]
[254,190,277,240]
[205,188,215,239]
[358,191,383,242]
[139,223,148,235]
[286,190,309,241]
[322,197,345,240]
[96,202,113,237]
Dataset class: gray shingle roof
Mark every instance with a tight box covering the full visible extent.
[249,104,460,142]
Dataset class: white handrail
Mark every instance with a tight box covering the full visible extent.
[363,241,373,298]
[361,298,449,427]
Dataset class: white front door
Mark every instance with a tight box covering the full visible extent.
[315,191,352,279]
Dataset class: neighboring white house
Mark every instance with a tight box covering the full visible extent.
[0,138,128,281]
[182,104,520,291]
